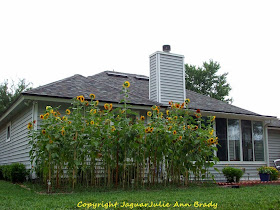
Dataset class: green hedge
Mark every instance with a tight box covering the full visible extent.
[0,163,27,183]
[222,167,244,183]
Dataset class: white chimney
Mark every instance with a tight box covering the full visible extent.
[149,45,186,105]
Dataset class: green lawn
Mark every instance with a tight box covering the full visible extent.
[1,181,280,210]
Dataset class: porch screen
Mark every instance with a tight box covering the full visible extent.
[253,121,264,161]
[228,119,240,161]
[216,118,227,161]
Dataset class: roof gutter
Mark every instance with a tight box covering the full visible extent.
[0,95,25,123]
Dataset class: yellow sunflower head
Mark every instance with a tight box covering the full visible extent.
[90,120,94,125]
[185,98,190,104]
[173,130,177,135]
[40,115,44,119]
[147,111,152,117]
[90,93,96,100]
[123,81,130,88]
[66,109,71,115]
[104,103,109,110]
[178,136,182,140]
[61,130,65,136]
[27,123,33,130]
[140,116,145,121]
[166,110,169,115]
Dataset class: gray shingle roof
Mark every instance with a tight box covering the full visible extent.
[23,70,266,116]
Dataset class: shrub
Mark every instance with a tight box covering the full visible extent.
[267,167,279,181]
[2,165,12,181]
[10,163,27,183]
[222,167,244,183]
[0,165,3,180]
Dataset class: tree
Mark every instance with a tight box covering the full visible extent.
[0,79,32,115]
[185,60,232,103]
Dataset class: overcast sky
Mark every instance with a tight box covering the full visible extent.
[1,0,279,118]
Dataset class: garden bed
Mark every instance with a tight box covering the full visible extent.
[217,180,280,187]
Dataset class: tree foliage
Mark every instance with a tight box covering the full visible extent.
[185,60,232,103]
[0,79,32,115]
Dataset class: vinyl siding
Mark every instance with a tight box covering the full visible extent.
[268,129,280,166]
[149,54,157,101]
[149,52,185,105]
[0,106,32,169]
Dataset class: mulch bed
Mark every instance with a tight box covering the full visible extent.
[217,180,280,187]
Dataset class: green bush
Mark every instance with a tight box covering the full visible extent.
[0,165,3,180]
[222,167,244,183]
[1,163,27,183]
[2,165,12,181]
[10,163,27,183]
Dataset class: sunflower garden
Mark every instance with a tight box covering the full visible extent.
[28,81,219,190]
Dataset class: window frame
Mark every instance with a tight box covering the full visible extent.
[6,122,11,142]
[216,118,265,164]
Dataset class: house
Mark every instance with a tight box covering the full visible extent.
[1,46,280,181]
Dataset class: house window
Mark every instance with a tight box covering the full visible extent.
[6,122,11,142]
[216,118,228,161]
[241,120,253,161]
[253,121,264,161]
[228,119,240,161]
[216,118,264,162]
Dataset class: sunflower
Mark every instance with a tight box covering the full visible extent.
[80,95,85,102]
[44,113,49,119]
[68,121,72,124]
[145,128,149,133]
[46,106,52,111]
[151,105,157,111]
[183,125,186,130]
[175,103,180,108]
[61,130,65,136]
[166,110,169,115]
[211,116,216,122]
[66,109,71,115]
[90,120,94,125]
[178,136,182,140]
[140,116,145,121]
[168,126,172,131]
[85,101,89,106]
[40,115,44,119]
[173,116,178,120]
[27,123,33,130]
[168,101,173,105]
[185,98,190,104]
[210,138,214,144]
[196,109,201,113]
[167,117,171,121]
[209,130,214,135]
[123,81,130,88]
[193,125,198,130]
[62,116,68,121]
[95,100,99,106]
[104,103,109,110]
[150,127,154,132]
[173,130,177,135]
[111,126,116,132]
[187,125,191,129]
[53,112,58,117]
[147,111,152,117]
[109,103,113,110]
[90,93,95,99]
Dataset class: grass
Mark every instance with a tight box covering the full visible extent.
[1,180,280,209]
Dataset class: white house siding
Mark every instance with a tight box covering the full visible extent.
[268,129,280,166]
[0,106,32,169]
[149,52,185,105]
[149,54,158,102]
[159,54,185,105]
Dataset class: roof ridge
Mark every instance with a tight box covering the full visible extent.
[24,74,86,93]
[101,70,149,79]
